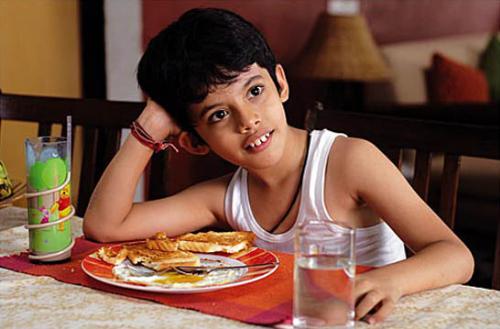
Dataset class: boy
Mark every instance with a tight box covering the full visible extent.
[83,8,474,323]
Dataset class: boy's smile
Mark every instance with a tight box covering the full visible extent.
[244,129,274,152]
[188,63,290,170]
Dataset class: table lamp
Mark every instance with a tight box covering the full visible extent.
[292,0,390,111]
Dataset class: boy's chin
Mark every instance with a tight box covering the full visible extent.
[241,152,286,171]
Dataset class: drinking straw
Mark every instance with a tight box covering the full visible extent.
[66,116,72,171]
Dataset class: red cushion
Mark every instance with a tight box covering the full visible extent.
[426,53,490,103]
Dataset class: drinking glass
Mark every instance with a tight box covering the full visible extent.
[25,136,73,262]
[294,220,356,328]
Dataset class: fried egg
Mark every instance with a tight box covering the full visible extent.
[112,258,246,288]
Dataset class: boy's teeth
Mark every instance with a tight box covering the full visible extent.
[248,132,271,149]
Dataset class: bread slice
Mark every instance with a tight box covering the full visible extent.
[146,232,178,251]
[177,231,255,254]
[97,246,128,265]
[125,243,200,271]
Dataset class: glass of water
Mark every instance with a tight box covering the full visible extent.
[293,220,356,328]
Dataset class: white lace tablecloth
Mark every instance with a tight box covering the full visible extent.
[1,207,499,329]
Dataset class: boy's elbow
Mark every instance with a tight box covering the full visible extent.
[82,216,116,243]
[458,243,475,284]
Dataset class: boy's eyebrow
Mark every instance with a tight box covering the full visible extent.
[242,74,264,89]
[198,74,264,118]
[199,102,225,119]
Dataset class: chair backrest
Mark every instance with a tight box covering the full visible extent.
[0,93,171,216]
[309,102,500,289]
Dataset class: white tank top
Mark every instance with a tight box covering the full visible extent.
[224,129,406,266]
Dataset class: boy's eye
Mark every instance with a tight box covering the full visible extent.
[249,85,264,97]
[208,109,229,123]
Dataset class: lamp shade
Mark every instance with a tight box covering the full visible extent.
[292,13,390,81]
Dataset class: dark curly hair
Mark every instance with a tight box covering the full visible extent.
[137,8,279,133]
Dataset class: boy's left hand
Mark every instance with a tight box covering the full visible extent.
[354,270,403,324]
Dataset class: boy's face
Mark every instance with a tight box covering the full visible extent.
[187,63,290,170]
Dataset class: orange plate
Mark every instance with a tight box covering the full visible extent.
[81,244,280,294]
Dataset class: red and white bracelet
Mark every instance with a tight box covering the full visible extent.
[130,120,179,153]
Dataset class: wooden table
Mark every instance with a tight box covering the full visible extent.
[1,207,499,328]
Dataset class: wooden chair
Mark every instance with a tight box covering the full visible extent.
[308,101,500,289]
[0,93,171,217]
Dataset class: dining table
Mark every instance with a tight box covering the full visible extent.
[1,206,499,329]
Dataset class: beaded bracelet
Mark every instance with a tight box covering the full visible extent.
[130,120,179,153]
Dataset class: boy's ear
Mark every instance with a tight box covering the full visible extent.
[178,131,210,155]
[275,64,289,103]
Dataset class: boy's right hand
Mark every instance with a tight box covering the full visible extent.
[136,98,182,141]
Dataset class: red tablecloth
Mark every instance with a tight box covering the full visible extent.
[0,237,371,326]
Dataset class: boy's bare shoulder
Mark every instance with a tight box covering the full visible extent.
[328,136,384,182]
[328,136,396,191]
[330,136,378,164]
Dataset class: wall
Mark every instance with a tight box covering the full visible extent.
[142,0,326,66]
[362,0,500,44]
[0,0,81,201]
[104,0,145,201]
[142,0,500,63]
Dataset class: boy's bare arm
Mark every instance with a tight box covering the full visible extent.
[334,138,474,323]
[83,100,224,242]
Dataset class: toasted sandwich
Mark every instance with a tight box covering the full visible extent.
[125,243,200,271]
[97,246,128,265]
[146,232,179,251]
[97,230,254,269]
[177,231,255,254]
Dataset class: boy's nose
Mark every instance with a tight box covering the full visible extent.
[238,108,261,133]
